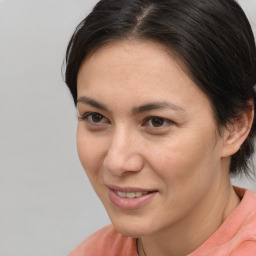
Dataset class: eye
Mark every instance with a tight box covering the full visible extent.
[143,116,172,128]
[78,112,109,124]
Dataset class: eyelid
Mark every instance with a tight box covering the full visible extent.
[78,112,110,124]
[143,116,173,128]
[78,112,174,130]
[77,112,89,121]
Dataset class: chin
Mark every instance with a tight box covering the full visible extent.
[112,222,148,238]
[107,211,157,238]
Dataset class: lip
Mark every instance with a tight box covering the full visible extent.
[107,185,158,210]
[107,185,156,193]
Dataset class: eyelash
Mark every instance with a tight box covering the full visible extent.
[143,116,173,128]
[78,112,109,124]
[78,112,173,129]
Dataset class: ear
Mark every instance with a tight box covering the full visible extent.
[221,104,254,157]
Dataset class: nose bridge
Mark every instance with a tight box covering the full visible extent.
[103,125,144,175]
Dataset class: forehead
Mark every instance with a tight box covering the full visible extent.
[78,40,188,89]
[77,39,213,115]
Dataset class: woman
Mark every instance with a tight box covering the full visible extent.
[65,0,256,255]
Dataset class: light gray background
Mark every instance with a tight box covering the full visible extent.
[0,0,255,255]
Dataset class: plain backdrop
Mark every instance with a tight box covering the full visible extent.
[0,0,256,255]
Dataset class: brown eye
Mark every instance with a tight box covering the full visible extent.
[143,116,172,128]
[78,112,109,124]
[150,117,165,127]
[91,113,104,122]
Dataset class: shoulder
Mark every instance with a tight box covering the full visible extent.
[231,189,256,255]
[68,225,137,256]
[224,189,256,255]
[190,188,256,256]
[221,189,256,255]
[231,241,256,256]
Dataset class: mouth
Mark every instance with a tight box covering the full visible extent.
[115,190,152,198]
[107,185,158,210]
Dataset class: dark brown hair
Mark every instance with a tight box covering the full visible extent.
[64,0,256,177]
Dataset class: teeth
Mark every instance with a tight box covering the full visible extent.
[116,191,149,198]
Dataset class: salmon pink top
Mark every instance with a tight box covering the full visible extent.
[68,187,256,256]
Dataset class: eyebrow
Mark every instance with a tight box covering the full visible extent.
[132,102,185,115]
[77,96,185,114]
[77,96,109,111]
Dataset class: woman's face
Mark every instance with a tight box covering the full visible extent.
[76,40,228,237]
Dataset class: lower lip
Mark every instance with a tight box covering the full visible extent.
[108,189,157,210]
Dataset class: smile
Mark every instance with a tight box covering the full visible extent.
[115,191,149,198]
[107,186,158,210]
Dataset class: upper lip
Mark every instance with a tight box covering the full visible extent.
[106,184,158,193]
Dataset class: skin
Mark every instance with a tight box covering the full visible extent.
[76,40,252,256]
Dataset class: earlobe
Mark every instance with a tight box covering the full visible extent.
[221,106,254,157]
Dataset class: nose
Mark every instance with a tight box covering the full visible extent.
[103,128,144,176]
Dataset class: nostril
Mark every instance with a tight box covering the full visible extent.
[103,153,144,175]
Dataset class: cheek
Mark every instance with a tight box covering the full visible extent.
[146,133,222,219]
[148,130,220,188]
[76,126,107,178]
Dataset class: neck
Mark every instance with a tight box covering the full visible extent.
[139,163,240,256]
